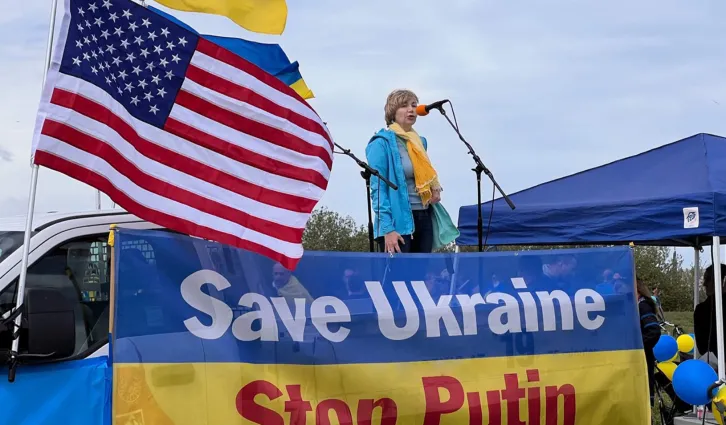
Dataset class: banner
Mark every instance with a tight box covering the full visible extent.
[0,356,111,425]
[111,229,649,425]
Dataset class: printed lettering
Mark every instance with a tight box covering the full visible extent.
[486,293,522,334]
[311,296,351,343]
[501,373,526,425]
[285,384,312,425]
[357,398,397,425]
[180,270,233,339]
[455,293,487,336]
[422,376,465,425]
[272,298,308,342]
[546,383,576,425]
[536,291,573,331]
[574,289,605,330]
[232,293,278,341]
[412,280,462,337]
[236,380,284,425]
[365,281,420,341]
[316,399,353,425]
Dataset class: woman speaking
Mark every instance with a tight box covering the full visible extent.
[365,89,458,254]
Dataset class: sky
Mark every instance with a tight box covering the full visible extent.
[1,0,726,265]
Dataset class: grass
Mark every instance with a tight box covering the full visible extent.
[663,311,694,334]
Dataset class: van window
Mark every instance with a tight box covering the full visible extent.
[0,235,112,357]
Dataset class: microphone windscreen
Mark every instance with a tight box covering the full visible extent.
[415,104,429,116]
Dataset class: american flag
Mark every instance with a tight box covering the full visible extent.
[32,0,333,269]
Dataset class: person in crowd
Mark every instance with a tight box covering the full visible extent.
[694,263,726,357]
[636,278,662,406]
[271,263,313,303]
[365,89,457,255]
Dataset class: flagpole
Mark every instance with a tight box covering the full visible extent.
[9,0,59,363]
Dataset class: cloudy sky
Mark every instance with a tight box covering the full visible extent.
[1,0,725,262]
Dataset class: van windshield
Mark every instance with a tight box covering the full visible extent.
[0,231,23,264]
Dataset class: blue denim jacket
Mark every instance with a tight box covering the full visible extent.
[365,128,428,238]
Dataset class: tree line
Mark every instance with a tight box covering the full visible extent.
[302,208,702,311]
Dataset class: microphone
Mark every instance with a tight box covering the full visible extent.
[416,99,449,116]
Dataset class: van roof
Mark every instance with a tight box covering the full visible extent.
[0,209,136,232]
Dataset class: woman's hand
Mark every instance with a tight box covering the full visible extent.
[430,189,442,204]
[384,231,404,254]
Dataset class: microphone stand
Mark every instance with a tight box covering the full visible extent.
[333,143,398,252]
[433,104,515,252]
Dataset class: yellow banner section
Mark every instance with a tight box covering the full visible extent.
[113,350,650,425]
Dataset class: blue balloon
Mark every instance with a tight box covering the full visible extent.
[673,359,718,405]
[654,335,678,362]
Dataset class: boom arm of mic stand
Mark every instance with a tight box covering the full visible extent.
[333,144,398,190]
[434,106,514,253]
[436,109,515,210]
[334,143,398,253]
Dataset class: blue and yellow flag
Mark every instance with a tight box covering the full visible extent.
[152,0,287,35]
[111,229,651,425]
[150,6,313,99]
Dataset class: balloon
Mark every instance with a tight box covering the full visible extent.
[669,353,680,362]
[657,361,677,380]
[713,386,726,425]
[654,335,679,362]
[672,359,718,406]
[678,334,695,353]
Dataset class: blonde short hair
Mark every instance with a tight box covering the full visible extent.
[384,89,418,125]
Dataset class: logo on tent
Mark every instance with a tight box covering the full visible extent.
[683,207,699,229]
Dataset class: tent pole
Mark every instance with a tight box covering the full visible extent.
[694,248,700,309]
[712,237,725,380]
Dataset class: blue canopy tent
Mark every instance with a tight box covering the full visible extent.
[457,132,726,378]
[457,133,726,248]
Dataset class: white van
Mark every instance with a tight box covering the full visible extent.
[0,209,163,372]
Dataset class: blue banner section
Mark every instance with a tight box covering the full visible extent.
[113,229,640,365]
[0,356,110,425]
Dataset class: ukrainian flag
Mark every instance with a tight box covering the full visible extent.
[150,6,314,99]
[153,0,287,35]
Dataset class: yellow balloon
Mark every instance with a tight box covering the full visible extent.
[678,334,695,353]
[657,361,678,380]
[669,353,680,362]
[713,386,726,425]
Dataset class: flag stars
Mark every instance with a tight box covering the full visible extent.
[88,3,98,13]
[126,52,136,62]
[122,9,132,19]
[157,87,167,98]
[130,96,140,106]
[117,87,123,95]
[166,41,175,50]
[139,48,150,58]
[153,45,163,54]
[91,34,98,43]
[148,31,157,41]
[109,12,118,22]
[100,29,110,40]
[77,24,84,32]
[128,21,138,32]
[160,28,170,38]
[112,56,122,66]
[98,47,104,55]
[91,66,98,75]
[78,7,85,16]
[164,70,174,80]
[106,44,116,54]
[141,18,151,28]
[145,61,155,71]
[159,57,169,67]
[85,20,92,28]
[177,37,187,47]
[75,40,83,48]
[72,57,82,66]
[131,66,142,76]
[138,79,148,89]
[144,91,153,101]
[124,82,134,92]
[149,105,159,115]
[120,39,130,49]
[114,27,124,37]
[118,70,128,80]
[102,0,112,9]
[151,75,161,85]
[94,17,104,27]
[83,36,91,45]
[171,54,181,64]
[134,36,143,45]
[105,76,112,85]
[91,51,98,59]
[82,52,91,61]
